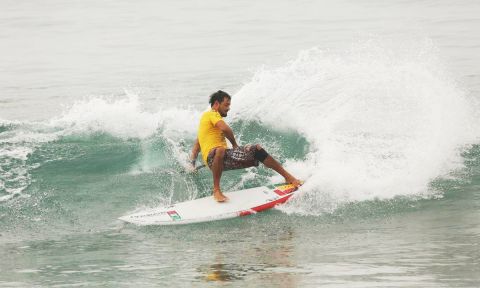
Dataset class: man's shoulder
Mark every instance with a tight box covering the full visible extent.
[201,110,222,119]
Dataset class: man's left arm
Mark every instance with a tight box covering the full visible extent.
[215,120,238,149]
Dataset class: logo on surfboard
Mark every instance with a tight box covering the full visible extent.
[167,210,181,221]
[273,184,297,196]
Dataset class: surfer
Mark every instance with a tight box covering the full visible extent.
[190,90,302,202]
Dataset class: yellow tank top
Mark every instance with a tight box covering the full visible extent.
[198,110,227,164]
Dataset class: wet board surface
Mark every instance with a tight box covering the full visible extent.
[119,183,299,226]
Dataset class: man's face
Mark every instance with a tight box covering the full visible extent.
[217,97,231,117]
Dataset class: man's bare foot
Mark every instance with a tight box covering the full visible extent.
[285,176,303,188]
[213,188,229,203]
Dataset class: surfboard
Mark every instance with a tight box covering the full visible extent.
[119,183,299,226]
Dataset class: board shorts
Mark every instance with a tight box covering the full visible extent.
[207,144,261,171]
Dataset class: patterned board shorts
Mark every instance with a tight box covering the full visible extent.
[207,144,260,171]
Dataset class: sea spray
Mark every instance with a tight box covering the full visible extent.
[232,39,480,215]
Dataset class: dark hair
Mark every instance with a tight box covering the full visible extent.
[209,90,231,107]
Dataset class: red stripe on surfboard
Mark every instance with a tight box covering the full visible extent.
[238,194,294,217]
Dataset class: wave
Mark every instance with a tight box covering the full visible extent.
[232,39,480,215]
[1,38,479,218]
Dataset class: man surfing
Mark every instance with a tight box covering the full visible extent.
[190,90,302,202]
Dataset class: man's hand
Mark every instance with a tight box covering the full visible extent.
[186,158,197,173]
[188,138,200,173]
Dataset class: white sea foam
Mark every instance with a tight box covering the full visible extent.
[232,39,480,215]
[49,92,199,140]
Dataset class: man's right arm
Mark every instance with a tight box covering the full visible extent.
[190,138,200,167]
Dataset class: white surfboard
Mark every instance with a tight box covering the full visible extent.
[119,183,299,226]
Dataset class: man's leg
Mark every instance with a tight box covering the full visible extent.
[255,144,302,187]
[211,147,228,202]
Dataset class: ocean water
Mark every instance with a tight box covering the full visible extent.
[1,0,480,287]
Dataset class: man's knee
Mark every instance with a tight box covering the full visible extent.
[253,144,269,162]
